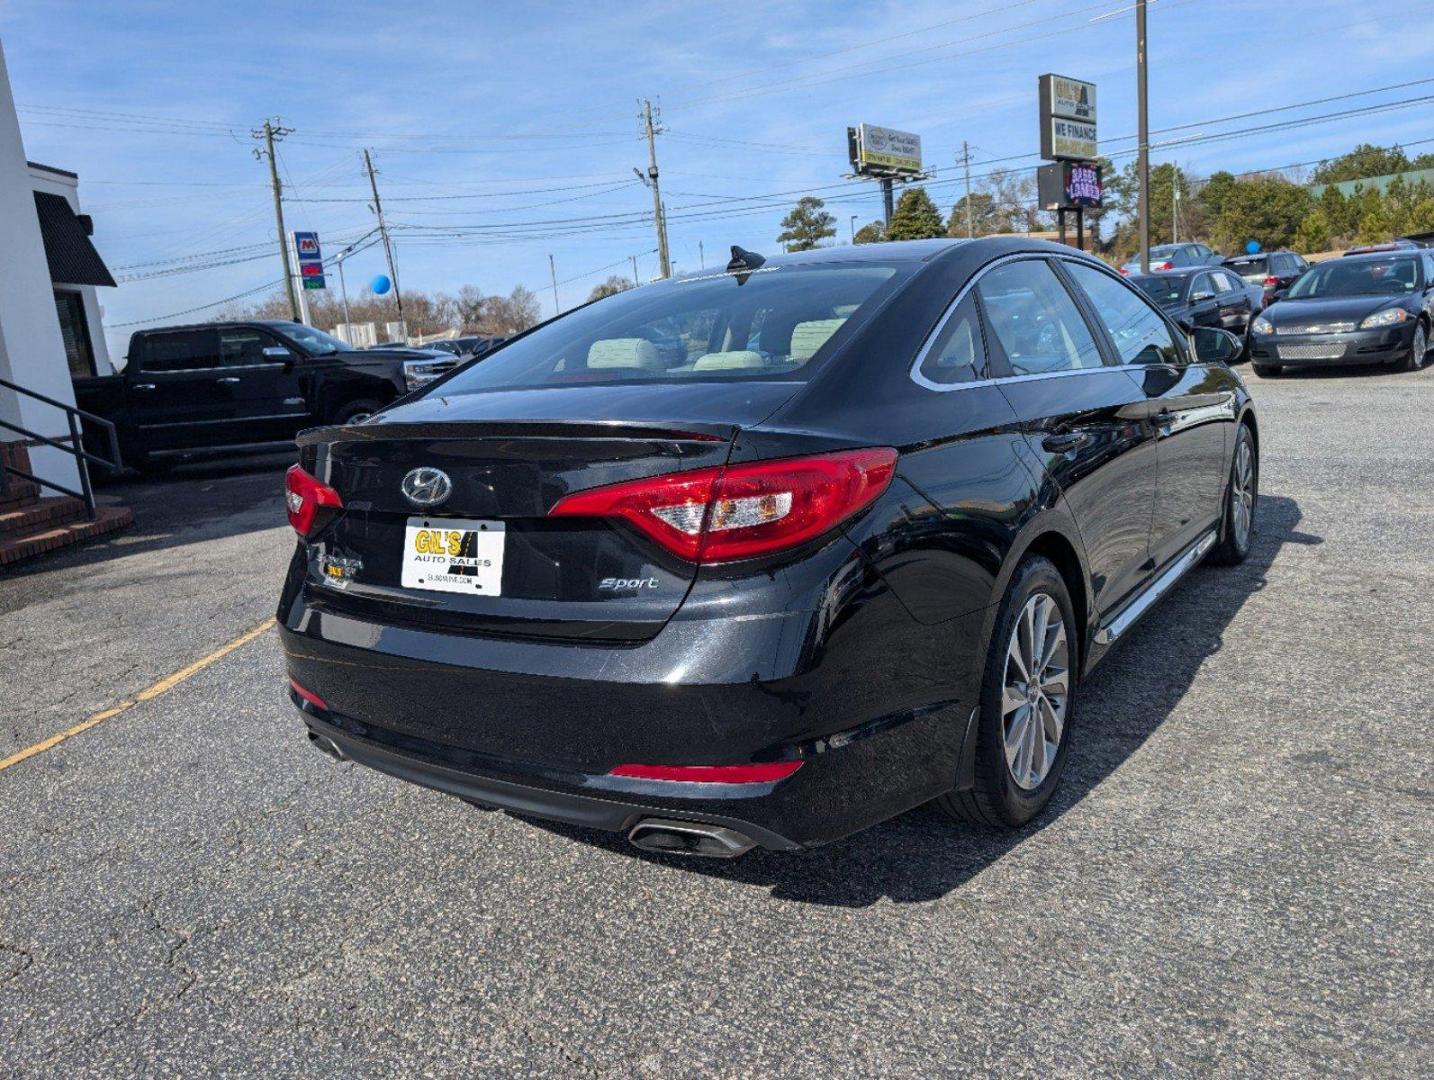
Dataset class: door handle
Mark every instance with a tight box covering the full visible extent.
[1042,432,1090,453]
[216,376,241,384]
[132,383,156,392]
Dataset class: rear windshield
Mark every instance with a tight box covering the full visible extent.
[1287,257,1420,298]
[430,264,903,393]
[1227,257,1268,278]
[1132,275,1185,305]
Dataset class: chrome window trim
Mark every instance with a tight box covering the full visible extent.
[909,252,1118,393]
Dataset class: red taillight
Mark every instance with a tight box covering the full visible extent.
[1157,261,1173,271]
[1118,267,1129,275]
[609,761,804,784]
[547,447,898,564]
[289,677,328,710]
[285,464,342,538]
[1263,275,1279,287]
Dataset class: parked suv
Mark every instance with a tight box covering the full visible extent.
[1223,250,1309,306]
[75,321,457,473]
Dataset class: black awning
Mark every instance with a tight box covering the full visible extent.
[33,191,115,288]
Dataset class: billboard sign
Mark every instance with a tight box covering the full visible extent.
[850,124,923,177]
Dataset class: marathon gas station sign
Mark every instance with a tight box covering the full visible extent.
[291,230,325,290]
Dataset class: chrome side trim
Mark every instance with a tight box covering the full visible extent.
[1094,529,1218,646]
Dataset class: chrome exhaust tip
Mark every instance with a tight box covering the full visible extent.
[627,818,756,859]
[307,730,346,763]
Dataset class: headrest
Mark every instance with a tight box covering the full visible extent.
[586,338,663,370]
[789,319,845,361]
[691,350,766,371]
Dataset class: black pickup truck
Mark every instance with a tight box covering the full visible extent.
[75,321,458,473]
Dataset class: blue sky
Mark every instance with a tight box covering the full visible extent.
[4,0,1431,355]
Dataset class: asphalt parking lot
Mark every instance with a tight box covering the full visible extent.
[1,367,1430,1079]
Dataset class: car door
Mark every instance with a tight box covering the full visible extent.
[1211,269,1252,332]
[1064,261,1234,571]
[125,328,230,451]
[1186,272,1223,328]
[216,326,309,442]
[979,256,1158,617]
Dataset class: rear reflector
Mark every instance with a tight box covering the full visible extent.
[285,464,343,538]
[609,761,804,784]
[548,447,897,564]
[289,677,328,710]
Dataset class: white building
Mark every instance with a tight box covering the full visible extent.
[0,39,115,495]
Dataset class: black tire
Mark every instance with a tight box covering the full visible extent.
[937,556,1077,829]
[1251,362,1282,377]
[1209,422,1258,566]
[1398,320,1428,373]
[331,398,385,426]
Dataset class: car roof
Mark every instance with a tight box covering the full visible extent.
[669,236,1104,281]
[1131,268,1200,281]
[1337,249,1422,262]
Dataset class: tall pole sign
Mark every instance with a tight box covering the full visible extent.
[1037,75,1100,250]
[289,231,324,327]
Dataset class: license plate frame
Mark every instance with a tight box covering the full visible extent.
[400,516,505,595]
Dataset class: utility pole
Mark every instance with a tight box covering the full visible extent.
[698,240,705,269]
[849,215,858,244]
[335,249,352,329]
[638,99,671,278]
[962,141,974,239]
[548,254,560,316]
[1136,0,1151,273]
[362,148,405,329]
[629,254,640,285]
[253,119,298,321]
[1172,178,1180,244]
[881,178,895,229]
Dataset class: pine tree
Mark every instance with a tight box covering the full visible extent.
[886,187,945,241]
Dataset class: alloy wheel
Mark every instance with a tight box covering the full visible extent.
[1232,431,1255,547]
[1415,324,1429,369]
[1002,592,1069,791]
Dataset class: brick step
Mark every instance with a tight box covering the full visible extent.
[0,477,42,511]
[0,494,88,537]
[0,505,134,567]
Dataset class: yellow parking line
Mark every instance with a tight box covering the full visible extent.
[0,617,276,774]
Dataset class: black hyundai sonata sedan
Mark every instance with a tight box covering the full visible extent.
[279,238,1258,857]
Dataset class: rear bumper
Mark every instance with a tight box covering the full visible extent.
[299,702,804,851]
[278,543,988,850]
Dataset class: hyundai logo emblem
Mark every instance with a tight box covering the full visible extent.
[400,467,452,508]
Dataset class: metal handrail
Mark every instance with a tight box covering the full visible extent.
[0,375,122,521]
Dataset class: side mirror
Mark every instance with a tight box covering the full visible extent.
[1192,326,1241,364]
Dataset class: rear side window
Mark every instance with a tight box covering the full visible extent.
[1065,263,1184,367]
[916,294,985,386]
[434,265,904,393]
[977,260,1103,376]
[137,329,219,373]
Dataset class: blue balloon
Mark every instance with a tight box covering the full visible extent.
[371,274,392,295]
[1245,240,1261,254]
